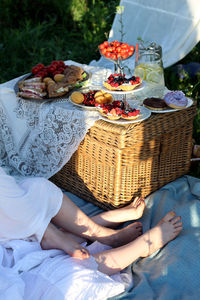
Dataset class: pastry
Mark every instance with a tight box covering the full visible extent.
[70,91,84,104]
[98,100,140,121]
[103,73,142,91]
[43,77,53,84]
[100,108,121,120]
[121,109,141,120]
[94,90,113,104]
[164,91,188,109]
[143,97,168,111]
[47,81,69,98]
[54,74,65,82]
[63,65,85,85]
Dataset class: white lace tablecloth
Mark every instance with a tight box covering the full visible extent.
[0,61,112,181]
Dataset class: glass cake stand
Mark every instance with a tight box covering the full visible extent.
[101,80,146,108]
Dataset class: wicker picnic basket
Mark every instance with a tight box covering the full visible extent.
[50,103,196,209]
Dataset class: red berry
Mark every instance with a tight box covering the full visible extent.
[103,41,109,47]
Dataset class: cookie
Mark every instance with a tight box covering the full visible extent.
[70,91,84,104]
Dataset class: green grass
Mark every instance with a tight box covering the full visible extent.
[0,0,200,177]
[0,0,118,82]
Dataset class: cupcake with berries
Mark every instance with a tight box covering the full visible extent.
[103,73,142,91]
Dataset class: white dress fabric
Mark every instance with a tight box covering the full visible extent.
[90,0,200,69]
[0,167,63,243]
[0,240,127,300]
[0,167,129,299]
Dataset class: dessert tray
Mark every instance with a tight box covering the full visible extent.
[145,98,193,113]
[99,105,151,124]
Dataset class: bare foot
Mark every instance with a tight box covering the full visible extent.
[141,211,182,257]
[41,223,90,260]
[92,197,145,228]
[101,221,143,248]
[125,197,146,220]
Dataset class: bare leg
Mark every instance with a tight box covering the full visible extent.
[59,196,145,243]
[52,194,143,248]
[93,211,183,275]
[92,197,145,228]
[41,223,90,260]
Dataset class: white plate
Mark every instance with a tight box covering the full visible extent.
[69,96,98,111]
[99,105,151,124]
[101,81,146,95]
[144,97,193,113]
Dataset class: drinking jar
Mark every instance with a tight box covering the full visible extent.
[134,43,165,98]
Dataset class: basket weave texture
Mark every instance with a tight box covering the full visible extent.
[51,103,196,209]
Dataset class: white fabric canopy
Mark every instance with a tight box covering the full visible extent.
[90,0,200,69]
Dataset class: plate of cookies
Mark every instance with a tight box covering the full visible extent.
[69,88,113,110]
[143,91,193,113]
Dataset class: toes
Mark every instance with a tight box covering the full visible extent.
[136,197,145,206]
[160,211,176,223]
[139,199,145,208]
[174,221,183,229]
[171,216,182,225]
[131,196,139,206]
